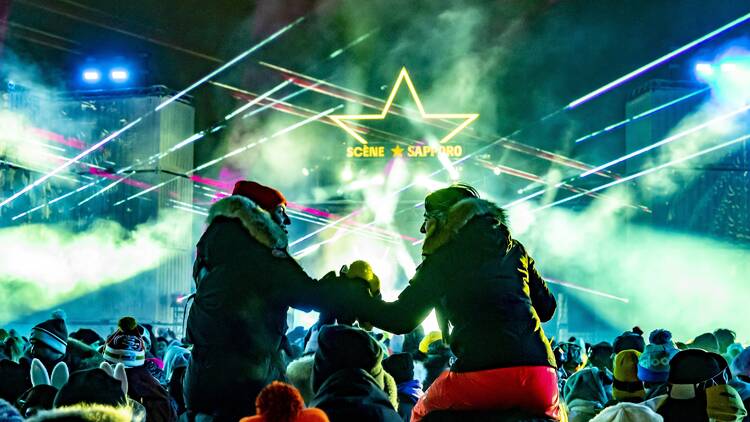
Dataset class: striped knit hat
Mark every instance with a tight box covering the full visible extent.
[104,317,146,367]
[30,310,68,355]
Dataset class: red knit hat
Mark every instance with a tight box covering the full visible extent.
[233,180,287,212]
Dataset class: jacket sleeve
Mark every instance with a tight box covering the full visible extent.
[527,255,556,322]
[356,254,446,335]
[272,253,373,316]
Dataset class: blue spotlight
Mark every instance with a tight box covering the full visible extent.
[82,69,102,83]
[695,62,714,77]
[109,68,130,83]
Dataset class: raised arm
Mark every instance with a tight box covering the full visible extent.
[356,255,446,334]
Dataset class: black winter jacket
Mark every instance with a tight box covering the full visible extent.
[359,198,557,372]
[184,196,369,418]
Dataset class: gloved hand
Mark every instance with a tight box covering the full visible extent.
[340,260,383,330]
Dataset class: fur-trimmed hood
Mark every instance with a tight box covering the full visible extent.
[286,354,315,404]
[422,197,507,255]
[207,195,288,250]
[26,403,139,422]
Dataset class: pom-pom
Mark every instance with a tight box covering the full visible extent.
[51,309,67,321]
[118,316,138,331]
[255,381,303,422]
[649,329,673,345]
[632,326,644,336]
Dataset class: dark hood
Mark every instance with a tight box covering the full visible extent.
[312,325,383,393]
[310,368,401,422]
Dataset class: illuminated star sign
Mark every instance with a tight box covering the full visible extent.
[330,67,479,145]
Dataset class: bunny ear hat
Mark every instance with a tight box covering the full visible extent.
[100,361,128,395]
[30,358,69,389]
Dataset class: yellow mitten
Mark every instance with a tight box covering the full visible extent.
[706,384,747,422]
[343,260,380,295]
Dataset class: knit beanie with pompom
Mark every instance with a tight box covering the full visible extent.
[637,329,679,383]
[103,317,146,367]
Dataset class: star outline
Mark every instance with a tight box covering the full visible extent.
[330,67,479,145]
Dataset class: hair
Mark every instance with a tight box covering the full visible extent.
[3,337,20,362]
[255,381,304,422]
[449,183,479,198]
[714,328,736,352]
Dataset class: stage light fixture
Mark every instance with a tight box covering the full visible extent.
[82,69,101,83]
[110,68,130,82]
[720,62,740,73]
[695,62,714,77]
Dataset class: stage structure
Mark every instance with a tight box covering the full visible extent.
[626,79,750,243]
[2,85,196,330]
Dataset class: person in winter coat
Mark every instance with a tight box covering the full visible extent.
[354,184,561,421]
[22,312,70,375]
[4,330,28,363]
[287,355,316,405]
[240,381,329,422]
[162,343,190,415]
[730,347,750,417]
[714,329,737,355]
[638,330,678,400]
[421,339,452,391]
[613,328,645,354]
[562,366,612,422]
[589,342,614,373]
[0,359,28,405]
[104,317,176,422]
[309,325,401,422]
[69,328,105,349]
[688,333,720,354]
[184,180,371,421]
[611,350,645,403]
[19,312,103,390]
[644,348,747,422]
[590,402,663,422]
[383,353,424,422]
[0,398,23,422]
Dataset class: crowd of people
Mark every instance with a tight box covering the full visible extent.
[0,181,747,422]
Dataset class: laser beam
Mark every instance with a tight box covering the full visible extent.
[566,11,750,109]
[545,278,630,303]
[580,102,750,177]
[2,18,302,210]
[574,87,710,143]
[264,61,618,178]
[0,118,142,208]
[155,16,304,112]
[111,106,342,207]
[535,132,750,212]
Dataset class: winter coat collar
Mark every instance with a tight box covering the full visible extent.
[422,197,507,255]
[207,195,288,250]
